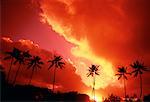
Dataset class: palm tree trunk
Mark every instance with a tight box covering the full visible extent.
[7,58,13,82]
[53,67,57,92]
[93,76,95,101]
[123,78,126,98]
[140,74,142,99]
[91,75,95,101]
[28,68,34,85]
[13,63,21,85]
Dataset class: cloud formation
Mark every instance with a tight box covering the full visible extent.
[38,0,150,63]
[1,0,150,96]
[1,37,88,92]
[38,0,121,89]
[37,0,150,92]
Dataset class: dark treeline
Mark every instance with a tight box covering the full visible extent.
[1,58,150,102]
[1,47,150,102]
[3,47,65,92]
[0,66,90,101]
[115,61,149,101]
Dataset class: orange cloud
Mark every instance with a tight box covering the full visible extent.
[37,0,150,91]
[38,0,124,89]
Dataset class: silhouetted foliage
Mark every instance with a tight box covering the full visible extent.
[103,94,121,102]
[12,50,32,85]
[102,94,142,102]
[130,60,149,99]
[143,94,150,102]
[1,70,90,101]
[3,47,21,82]
[87,64,100,101]
[48,55,65,92]
[115,66,130,98]
[2,47,150,102]
[0,65,6,100]
[27,56,44,85]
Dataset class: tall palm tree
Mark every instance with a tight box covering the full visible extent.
[27,56,44,85]
[3,47,21,82]
[115,66,130,98]
[48,55,65,92]
[12,50,31,85]
[130,60,149,99]
[87,64,99,101]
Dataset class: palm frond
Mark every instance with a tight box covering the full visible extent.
[131,70,138,74]
[133,71,138,77]
[5,51,12,55]
[116,66,129,80]
[48,55,65,70]
[37,64,42,69]
[48,60,52,62]
[95,72,99,75]
[27,55,43,70]
[141,67,149,71]
[38,61,44,64]
[87,73,90,77]
[55,63,58,68]
[13,60,18,65]
[87,64,99,77]
[139,70,143,74]
[115,74,121,76]
[127,72,132,75]
[58,62,65,68]
[130,64,135,68]
[48,61,54,69]
[130,60,149,77]
[118,75,122,80]
[123,75,128,80]
[3,56,12,60]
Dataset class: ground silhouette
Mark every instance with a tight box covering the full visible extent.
[0,65,90,101]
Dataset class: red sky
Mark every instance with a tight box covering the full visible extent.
[1,0,150,99]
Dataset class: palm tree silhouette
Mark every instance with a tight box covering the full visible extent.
[115,66,130,98]
[4,47,21,82]
[130,60,149,99]
[48,55,65,92]
[87,64,99,101]
[22,51,32,61]
[12,50,31,85]
[27,56,44,85]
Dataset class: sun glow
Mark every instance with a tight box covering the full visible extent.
[71,39,116,89]
[40,1,116,89]
[86,91,103,102]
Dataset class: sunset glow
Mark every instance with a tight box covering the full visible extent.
[1,0,150,101]
[40,2,116,89]
[86,91,103,102]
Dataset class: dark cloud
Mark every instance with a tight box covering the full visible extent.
[1,0,45,37]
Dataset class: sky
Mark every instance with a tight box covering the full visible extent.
[1,0,150,99]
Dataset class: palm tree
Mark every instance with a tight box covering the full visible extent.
[22,51,32,61]
[48,55,65,92]
[115,66,130,98]
[12,50,32,85]
[27,56,44,85]
[87,64,99,101]
[130,60,149,99]
[3,47,21,82]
